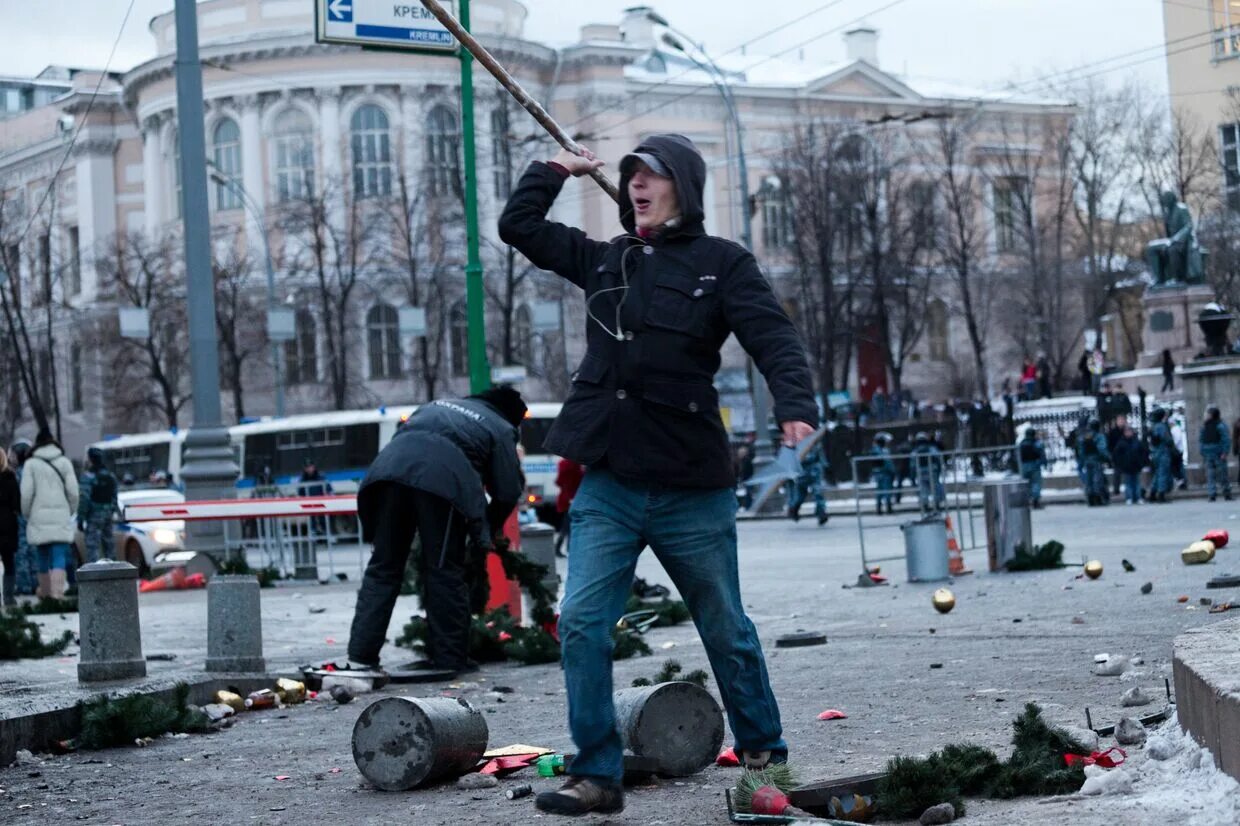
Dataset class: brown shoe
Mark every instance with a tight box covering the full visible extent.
[534,776,624,816]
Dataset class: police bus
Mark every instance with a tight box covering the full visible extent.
[91,403,566,513]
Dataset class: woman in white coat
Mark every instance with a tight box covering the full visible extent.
[20,428,78,598]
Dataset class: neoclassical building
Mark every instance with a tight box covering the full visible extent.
[0,0,1071,456]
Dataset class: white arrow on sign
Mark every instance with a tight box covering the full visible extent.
[328,0,352,20]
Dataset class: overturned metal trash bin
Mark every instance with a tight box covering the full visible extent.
[984,479,1032,572]
[901,517,950,582]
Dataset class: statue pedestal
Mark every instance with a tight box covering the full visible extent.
[1140,284,1216,368]
[1181,357,1240,465]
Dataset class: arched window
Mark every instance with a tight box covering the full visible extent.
[350,104,392,198]
[426,105,461,197]
[927,299,949,362]
[273,108,315,202]
[284,309,318,385]
[450,300,469,377]
[490,106,511,199]
[211,118,242,210]
[513,303,532,366]
[367,303,401,379]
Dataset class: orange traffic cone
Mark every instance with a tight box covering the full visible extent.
[945,516,972,576]
[139,566,187,593]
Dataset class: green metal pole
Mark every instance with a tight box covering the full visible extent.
[459,0,490,393]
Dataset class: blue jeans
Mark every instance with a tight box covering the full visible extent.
[1122,472,1141,503]
[1205,450,1231,497]
[561,470,784,782]
[36,543,69,573]
[1019,464,1042,500]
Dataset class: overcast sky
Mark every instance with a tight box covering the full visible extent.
[0,0,1176,98]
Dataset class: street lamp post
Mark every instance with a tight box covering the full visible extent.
[173,0,239,556]
[207,163,286,418]
[649,14,774,448]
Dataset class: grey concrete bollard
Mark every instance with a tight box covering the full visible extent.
[352,696,489,791]
[205,575,265,673]
[77,560,147,682]
[613,681,724,776]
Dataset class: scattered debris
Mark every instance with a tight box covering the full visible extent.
[1204,529,1230,548]
[1207,574,1240,589]
[1121,559,1136,573]
[1121,687,1154,707]
[456,772,499,790]
[536,754,566,777]
[1079,762,1135,796]
[1064,748,1126,769]
[1084,560,1103,579]
[1115,717,1148,746]
[506,783,533,800]
[716,747,739,767]
[734,765,799,816]
[245,689,279,710]
[1071,616,1086,625]
[930,663,944,669]
[1177,595,1190,603]
[1095,655,1131,677]
[1140,582,1153,595]
[214,690,245,713]
[145,652,176,662]
[12,749,38,766]
[202,703,235,723]
[275,678,306,705]
[78,683,211,749]
[329,685,354,704]
[932,588,955,614]
[817,709,847,721]
[1209,602,1236,614]
[1182,541,1216,566]
[308,606,326,614]
[1061,727,1100,753]
[1200,597,1214,607]
[0,610,75,660]
[920,801,957,825]
[1006,540,1066,571]
[775,631,827,648]
[483,744,552,759]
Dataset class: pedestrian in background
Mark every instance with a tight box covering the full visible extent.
[1148,408,1174,502]
[1017,428,1047,509]
[1078,419,1110,506]
[1232,414,1240,486]
[786,439,829,526]
[1200,406,1233,502]
[0,449,20,606]
[9,441,35,595]
[20,428,78,599]
[1161,349,1176,392]
[911,432,945,513]
[77,447,119,563]
[1020,358,1037,400]
[870,433,896,515]
[1036,352,1052,399]
[1112,425,1146,504]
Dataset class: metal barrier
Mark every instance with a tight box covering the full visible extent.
[851,444,1019,576]
[124,495,366,580]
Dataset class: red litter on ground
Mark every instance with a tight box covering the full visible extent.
[329,768,342,774]
[1204,529,1229,549]
[1064,748,1126,769]
[479,754,538,776]
[817,709,847,721]
[274,775,291,781]
[716,747,740,767]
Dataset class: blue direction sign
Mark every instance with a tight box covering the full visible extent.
[316,0,456,52]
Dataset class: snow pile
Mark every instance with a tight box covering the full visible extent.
[1080,723,1240,825]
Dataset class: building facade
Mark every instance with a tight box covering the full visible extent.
[0,0,1072,456]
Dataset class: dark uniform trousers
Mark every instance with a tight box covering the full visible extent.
[347,482,471,669]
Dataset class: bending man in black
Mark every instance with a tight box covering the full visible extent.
[346,386,526,677]
[500,135,817,815]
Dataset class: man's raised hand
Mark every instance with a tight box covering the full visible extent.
[552,146,605,177]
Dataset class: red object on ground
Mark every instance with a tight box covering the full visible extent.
[1064,747,1127,769]
[817,709,847,721]
[479,754,539,776]
[139,567,186,593]
[181,572,207,589]
[1204,529,1229,549]
[487,511,523,618]
[716,747,739,767]
[750,786,791,815]
[555,460,585,513]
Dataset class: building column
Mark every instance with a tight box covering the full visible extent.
[400,91,421,185]
[239,95,266,259]
[316,87,345,230]
[73,136,118,302]
[141,115,164,238]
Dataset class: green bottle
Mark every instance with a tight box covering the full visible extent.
[536,754,566,777]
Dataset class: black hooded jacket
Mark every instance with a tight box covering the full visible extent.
[498,134,817,488]
[356,398,523,544]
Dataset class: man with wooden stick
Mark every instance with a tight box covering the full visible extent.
[499,135,817,815]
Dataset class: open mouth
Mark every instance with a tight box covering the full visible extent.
[634,198,651,212]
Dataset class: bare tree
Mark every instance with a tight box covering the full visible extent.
[95,232,191,428]
[1132,101,1218,220]
[387,162,457,401]
[211,236,264,422]
[285,176,381,410]
[930,112,995,396]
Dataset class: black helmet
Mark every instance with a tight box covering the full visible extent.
[1025,428,1038,440]
[10,440,31,464]
[1207,405,1221,420]
[1151,408,1167,422]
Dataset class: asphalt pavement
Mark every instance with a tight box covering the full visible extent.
[2,496,1239,824]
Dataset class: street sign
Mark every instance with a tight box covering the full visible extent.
[531,300,561,333]
[315,0,458,52]
[399,305,427,337]
[491,365,527,384]
[267,307,296,342]
[119,307,150,339]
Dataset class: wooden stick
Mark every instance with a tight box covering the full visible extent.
[420,0,619,202]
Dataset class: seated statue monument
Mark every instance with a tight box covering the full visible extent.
[1145,190,1206,286]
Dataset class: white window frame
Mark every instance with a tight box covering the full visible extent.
[272,108,316,203]
[350,104,393,199]
[211,117,243,211]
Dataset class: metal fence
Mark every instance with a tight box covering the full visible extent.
[850,444,1019,576]
[222,513,365,580]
